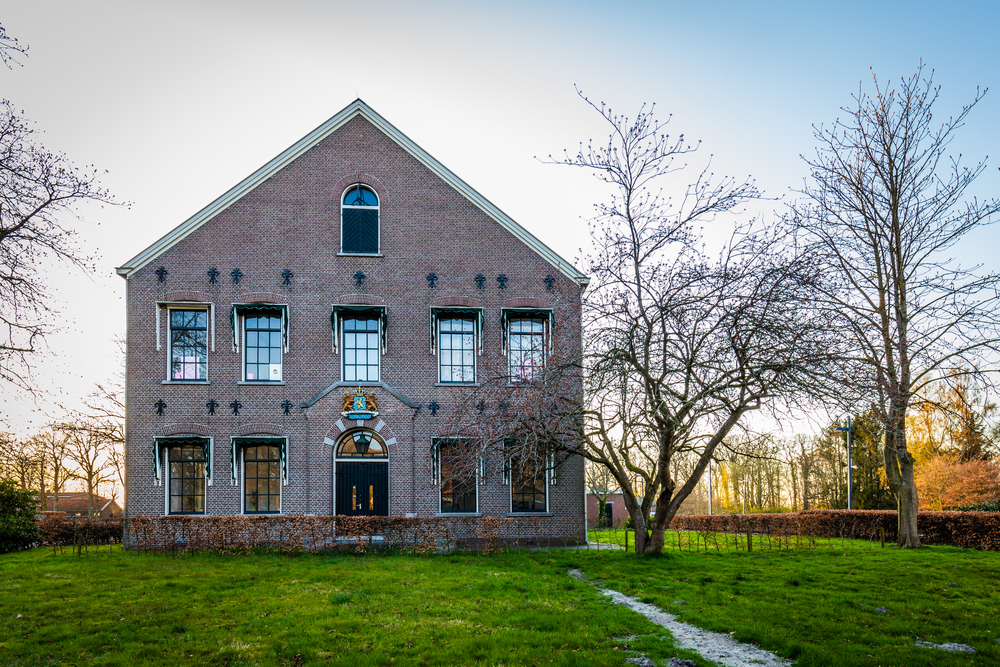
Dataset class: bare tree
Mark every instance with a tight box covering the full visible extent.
[793,64,1000,547]
[0,23,28,69]
[0,432,39,489]
[78,337,126,496]
[438,92,839,554]
[31,426,74,511]
[0,100,117,391]
[59,421,114,517]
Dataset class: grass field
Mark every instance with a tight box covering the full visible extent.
[3,535,999,667]
[1,545,705,667]
[583,529,1000,666]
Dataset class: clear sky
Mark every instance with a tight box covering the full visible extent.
[2,0,999,433]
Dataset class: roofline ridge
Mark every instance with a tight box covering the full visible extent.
[116,100,588,285]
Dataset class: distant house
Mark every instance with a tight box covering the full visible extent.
[44,493,122,518]
[586,492,630,528]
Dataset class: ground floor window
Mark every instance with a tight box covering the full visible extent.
[511,457,546,513]
[437,439,477,513]
[243,444,281,513]
[169,445,206,514]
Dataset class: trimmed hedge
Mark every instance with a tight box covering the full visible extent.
[123,515,570,554]
[38,516,124,547]
[669,509,1000,551]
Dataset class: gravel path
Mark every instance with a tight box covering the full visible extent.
[569,569,794,667]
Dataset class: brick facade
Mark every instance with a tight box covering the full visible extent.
[119,101,587,542]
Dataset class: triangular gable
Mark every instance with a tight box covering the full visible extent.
[116,99,588,285]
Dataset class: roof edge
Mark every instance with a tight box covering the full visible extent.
[116,100,588,285]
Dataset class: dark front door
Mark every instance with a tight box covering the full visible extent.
[336,462,388,516]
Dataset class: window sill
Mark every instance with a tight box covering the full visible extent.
[162,380,210,385]
[506,512,553,517]
[435,512,481,517]
[337,252,383,257]
[434,382,480,387]
[237,381,286,386]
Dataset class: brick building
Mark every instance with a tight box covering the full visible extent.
[43,493,123,518]
[116,100,588,542]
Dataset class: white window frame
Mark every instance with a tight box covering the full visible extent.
[160,304,214,382]
[236,439,286,515]
[508,452,549,514]
[437,316,478,384]
[160,438,213,516]
[501,309,553,384]
[341,315,381,383]
[434,439,480,515]
[240,311,285,383]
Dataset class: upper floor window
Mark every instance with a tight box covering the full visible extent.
[244,313,282,382]
[439,318,476,383]
[344,316,380,382]
[231,304,288,382]
[341,184,379,254]
[431,307,482,384]
[169,309,208,381]
[508,318,545,382]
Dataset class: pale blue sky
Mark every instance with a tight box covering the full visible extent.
[2,0,998,431]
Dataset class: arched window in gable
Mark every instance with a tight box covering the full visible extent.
[341,184,379,254]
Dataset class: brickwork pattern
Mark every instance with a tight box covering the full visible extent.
[124,114,586,542]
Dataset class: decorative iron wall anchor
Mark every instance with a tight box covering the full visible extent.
[230,400,242,416]
[428,401,440,416]
[474,273,486,289]
[154,399,166,415]
[281,400,293,415]
[207,267,220,283]
[206,399,218,415]
[155,267,168,282]
[544,274,555,291]
[281,269,293,286]
[354,271,366,287]
[476,400,486,413]
[496,274,508,289]
[230,268,243,284]
[426,272,438,288]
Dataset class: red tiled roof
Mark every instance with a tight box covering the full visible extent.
[44,493,120,514]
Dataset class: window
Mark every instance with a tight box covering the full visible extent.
[243,444,281,514]
[343,316,380,382]
[341,184,379,254]
[168,444,206,514]
[436,440,477,513]
[439,317,476,383]
[510,456,547,513]
[337,430,388,458]
[169,309,207,381]
[244,312,282,381]
[508,318,545,382]
[231,304,288,382]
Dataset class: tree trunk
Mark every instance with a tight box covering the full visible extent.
[884,406,921,548]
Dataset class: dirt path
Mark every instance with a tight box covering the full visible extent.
[569,569,794,667]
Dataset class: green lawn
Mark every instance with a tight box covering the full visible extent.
[0,546,705,667]
[582,529,1000,666]
[3,537,999,667]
